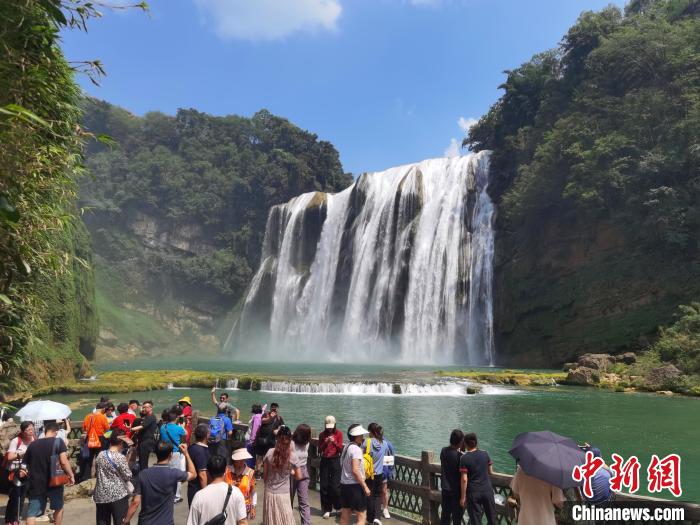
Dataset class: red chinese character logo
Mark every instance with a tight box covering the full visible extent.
[610,454,641,493]
[572,451,605,498]
[647,454,682,497]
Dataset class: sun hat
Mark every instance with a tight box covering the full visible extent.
[178,396,192,405]
[232,448,253,461]
[348,424,369,437]
[325,415,336,429]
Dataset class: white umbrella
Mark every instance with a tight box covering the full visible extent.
[16,400,71,422]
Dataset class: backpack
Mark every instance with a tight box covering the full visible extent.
[363,439,374,480]
[209,416,225,443]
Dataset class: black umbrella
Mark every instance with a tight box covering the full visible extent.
[509,431,585,489]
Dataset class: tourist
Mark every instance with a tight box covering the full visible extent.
[211,386,241,422]
[159,410,187,504]
[111,403,136,439]
[340,424,371,525]
[509,463,565,525]
[22,421,75,525]
[245,404,263,471]
[105,403,116,426]
[227,448,257,520]
[318,414,343,519]
[130,401,157,472]
[81,402,110,481]
[178,396,193,444]
[365,422,387,525]
[127,400,139,417]
[263,425,301,525]
[255,403,283,474]
[123,441,196,525]
[440,429,464,525]
[188,424,211,506]
[582,446,614,505]
[458,432,497,525]
[93,431,133,525]
[208,403,234,461]
[291,424,312,525]
[381,436,395,520]
[187,454,248,525]
[4,421,35,525]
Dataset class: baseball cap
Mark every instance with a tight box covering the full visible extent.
[325,415,336,429]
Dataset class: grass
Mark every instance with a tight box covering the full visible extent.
[437,369,567,386]
[31,370,242,396]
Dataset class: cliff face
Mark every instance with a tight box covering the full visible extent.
[79,99,352,358]
[493,216,700,367]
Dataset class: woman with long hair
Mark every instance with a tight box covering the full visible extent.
[263,425,301,525]
[5,421,35,525]
[366,422,387,525]
[291,424,312,525]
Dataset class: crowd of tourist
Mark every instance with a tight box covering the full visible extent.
[3,389,610,525]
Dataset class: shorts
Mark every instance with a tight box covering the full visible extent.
[27,487,64,517]
[341,483,367,512]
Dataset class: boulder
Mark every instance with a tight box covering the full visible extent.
[0,421,20,456]
[565,367,600,386]
[392,384,402,395]
[644,364,682,390]
[562,362,578,372]
[64,478,95,501]
[656,390,674,396]
[577,353,615,371]
[614,352,637,365]
[466,386,480,395]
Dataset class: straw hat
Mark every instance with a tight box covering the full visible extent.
[232,448,253,461]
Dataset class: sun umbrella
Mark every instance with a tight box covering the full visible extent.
[509,430,585,489]
[16,400,71,422]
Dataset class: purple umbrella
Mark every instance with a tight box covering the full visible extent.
[509,431,585,489]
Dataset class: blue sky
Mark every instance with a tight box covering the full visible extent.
[61,0,624,175]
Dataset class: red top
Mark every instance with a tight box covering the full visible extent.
[318,428,344,458]
[111,413,136,438]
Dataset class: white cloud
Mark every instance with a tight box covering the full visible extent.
[193,0,342,41]
[444,115,476,158]
[444,138,461,158]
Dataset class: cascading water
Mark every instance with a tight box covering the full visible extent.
[227,151,496,365]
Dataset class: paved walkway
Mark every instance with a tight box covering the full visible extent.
[0,486,409,524]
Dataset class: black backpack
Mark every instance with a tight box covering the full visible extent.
[203,484,233,525]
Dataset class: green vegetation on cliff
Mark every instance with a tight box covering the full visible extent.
[79,100,353,357]
[0,1,101,390]
[467,0,700,365]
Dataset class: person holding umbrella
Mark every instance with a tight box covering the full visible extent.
[508,431,581,525]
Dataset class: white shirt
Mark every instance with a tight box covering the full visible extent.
[340,443,363,485]
[186,482,247,525]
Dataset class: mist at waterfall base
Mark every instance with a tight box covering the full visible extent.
[227,152,495,366]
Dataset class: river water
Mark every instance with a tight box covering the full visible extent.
[51,359,700,501]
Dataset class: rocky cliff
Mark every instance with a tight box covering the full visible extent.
[79,99,352,358]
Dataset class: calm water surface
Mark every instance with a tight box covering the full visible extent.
[50,360,700,501]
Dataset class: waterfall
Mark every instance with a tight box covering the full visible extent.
[256,380,518,396]
[229,151,495,365]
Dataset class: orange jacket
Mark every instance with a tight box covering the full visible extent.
[83,412,109,448]
[226,467,256,511]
